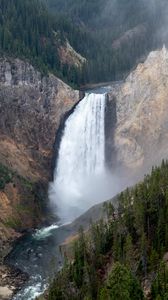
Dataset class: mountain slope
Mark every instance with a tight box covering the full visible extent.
[2,0,168,86]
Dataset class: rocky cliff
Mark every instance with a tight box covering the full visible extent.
[108,46,168,175]
[0,57,79,182]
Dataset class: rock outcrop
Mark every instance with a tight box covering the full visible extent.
[58,40,86,68]
[0,57,79,182]
[109,46,168,174]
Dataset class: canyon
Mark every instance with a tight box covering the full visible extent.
[1,46,168,299]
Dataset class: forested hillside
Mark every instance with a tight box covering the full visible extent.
[0,0,83,86]
[45,0,168,84]
[1,0,168,86]
[47,160,168,300]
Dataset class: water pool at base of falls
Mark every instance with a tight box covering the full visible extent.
[7,225,69,300]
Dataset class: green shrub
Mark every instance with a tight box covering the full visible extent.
[0,163,13,190]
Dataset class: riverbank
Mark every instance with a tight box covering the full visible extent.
[4,198,109,300]
[0,265,28,300]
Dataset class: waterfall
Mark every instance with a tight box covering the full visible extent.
[49,92,112,223]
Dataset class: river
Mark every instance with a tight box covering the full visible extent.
[7,224,74,299]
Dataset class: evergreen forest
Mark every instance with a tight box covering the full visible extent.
[47,160,168,300]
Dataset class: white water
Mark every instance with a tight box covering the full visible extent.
[49,92,114,222]
[32,224,59,240]
[13,275,47,300]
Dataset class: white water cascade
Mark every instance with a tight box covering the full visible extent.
[49,92,113,223]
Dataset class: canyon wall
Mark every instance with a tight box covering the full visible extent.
[108,46,168,175]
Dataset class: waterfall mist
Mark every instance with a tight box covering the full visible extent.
[49,92,115,223]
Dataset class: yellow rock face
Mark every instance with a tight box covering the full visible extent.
[111,46,168,172]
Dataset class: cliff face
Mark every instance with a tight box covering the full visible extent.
[0,57,79,182]
[108,46,168,174]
